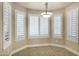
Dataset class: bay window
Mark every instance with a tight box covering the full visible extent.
[15,10,25,41]
[52,14,63,38]
[3,2,11,49]
[66,7,78,43]
[29,15,39,37]
[28,14,49,38]
[40,17,49,37]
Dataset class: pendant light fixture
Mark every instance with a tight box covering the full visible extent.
[41,2,52,18]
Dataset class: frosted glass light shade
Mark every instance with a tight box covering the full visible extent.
[41,12,52,18]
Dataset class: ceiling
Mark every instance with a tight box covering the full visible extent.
[16,2,73,11]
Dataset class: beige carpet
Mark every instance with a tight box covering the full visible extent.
[12,46,76,56]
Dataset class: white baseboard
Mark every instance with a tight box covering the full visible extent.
[9,44,50,56]
[50,44,79,56]
[26,44,50,47]
[65,46,79,56]
[50,44,65,48]
[10,44,79,56]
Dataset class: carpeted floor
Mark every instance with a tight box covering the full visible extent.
[12,46,76,56]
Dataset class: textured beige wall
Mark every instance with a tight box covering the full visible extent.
[28,39,50,45]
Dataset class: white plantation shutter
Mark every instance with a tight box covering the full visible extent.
[40,17,49,37]
[3,2,11,49]
[16,10,25,41]
[53,14,62,37]
[67,8,78,43]
[28,14,49,38]
[29,15,39,37]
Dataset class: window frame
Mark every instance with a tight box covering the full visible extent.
[39,16,49,38]
[28,14,49,39]
[28,14,40,39]
[52,13,63,38]
[15,10,26,41]
[66,7,78,43]
[3,2,11,49]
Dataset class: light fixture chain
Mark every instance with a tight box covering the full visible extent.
[45,2,48,14]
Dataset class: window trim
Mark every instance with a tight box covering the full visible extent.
[66,7,78,43]
[52,13,63,38]
[15,10,26,41]
[28,14,49,39]
[39,16,49,38]
[28,14,40,39]
[3,2,11,49]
